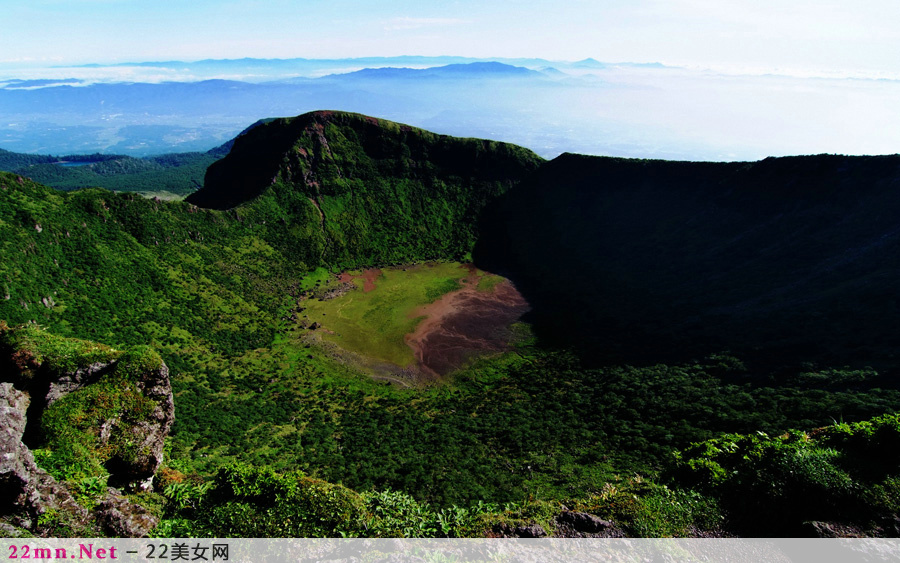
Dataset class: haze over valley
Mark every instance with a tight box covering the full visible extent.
[2,57,899,161]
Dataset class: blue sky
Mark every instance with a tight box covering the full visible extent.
[2,0,899,76]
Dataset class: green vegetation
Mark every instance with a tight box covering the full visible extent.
[0,148,222,196]
[189,111,544,268]
[0,322,119,376]
[37,363,157,483]
[161,334,900,509]
[475,272,504,293]
[672,412,900,534]
[170,463,368,537]
[302,263,466,367]
[3,112,900,537]
[0,324,167,518]
[157,463,507,538]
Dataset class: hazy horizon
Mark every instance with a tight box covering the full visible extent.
[4,1,899,76]
[2,1,899,161]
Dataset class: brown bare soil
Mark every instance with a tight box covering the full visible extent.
[405,272,530,378]
[338,268,381,292]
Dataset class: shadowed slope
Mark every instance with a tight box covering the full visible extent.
[475,152,900,368]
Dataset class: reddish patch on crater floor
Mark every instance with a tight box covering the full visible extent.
[405,272,530,379]
[338,269,382,292]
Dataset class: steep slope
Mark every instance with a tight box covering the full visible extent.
[187,110,544,267]
[474,152,900,368]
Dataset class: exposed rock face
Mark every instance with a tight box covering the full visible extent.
[0,383,93,535]
[0,327,174,536]
[104,361,174,490]
[491,522,547,538]
[45,362,113,407]
[0,383,30,482]
[801,520,867,538]
[20,356,173,491]
[557,510,613,533]
[553,511,625,538]
[96,489,159,538]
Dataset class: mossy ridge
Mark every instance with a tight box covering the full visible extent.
[0,325,167,486]
[191,111,544,268]
[0,322,120,377]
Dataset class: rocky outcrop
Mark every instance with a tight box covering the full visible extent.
[492,522,547,538]
[552,511,625,538]
[103,360,174,490]
[0,383,94,535]
[801,520,867,538]
[0,326,174,537]
[96,489,159,538]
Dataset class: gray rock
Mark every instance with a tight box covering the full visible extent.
[102,362,174,491]
[0,522,29,537]
[95,489,159,538]
[552,511,625,538]
[45,362,113,407]
[0,343,175,536]
[0,383,32,502]
[802,520,866,538]
[557,510,613,533]
[492,522,547,538]
[514,524,547,538]
[30,356,173,492]
[0,383,93,536]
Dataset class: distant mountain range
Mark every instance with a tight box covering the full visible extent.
[319,62,545,81]
[0,61,573,157]
[2,57,899,162]
[66,56,664,79]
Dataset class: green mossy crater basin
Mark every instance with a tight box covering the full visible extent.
[298,262,530,383]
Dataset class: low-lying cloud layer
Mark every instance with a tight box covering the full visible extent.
[1,58,898,160]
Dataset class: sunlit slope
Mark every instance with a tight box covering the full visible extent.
[187,110,544,268]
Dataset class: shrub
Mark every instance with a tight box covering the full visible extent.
[194,464,367,537]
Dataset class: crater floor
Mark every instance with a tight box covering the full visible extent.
[298,263,530,382]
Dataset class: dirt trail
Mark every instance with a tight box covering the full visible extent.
[405,268,530,379]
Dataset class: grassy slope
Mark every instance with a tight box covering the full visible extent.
[188,111,545,268]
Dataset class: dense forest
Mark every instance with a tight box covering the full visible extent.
[2,111,900,538]
[0,146,228,196]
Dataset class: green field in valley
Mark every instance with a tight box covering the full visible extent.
[301,262,469,367]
